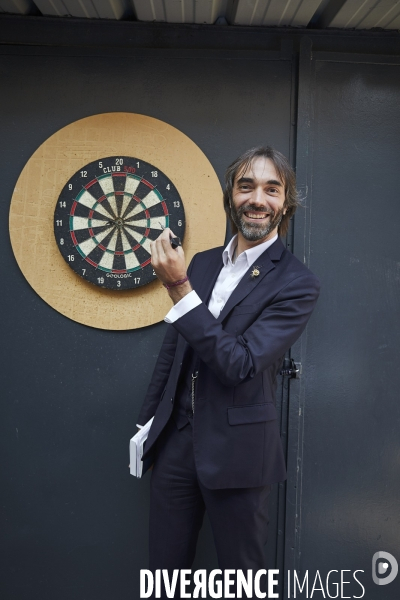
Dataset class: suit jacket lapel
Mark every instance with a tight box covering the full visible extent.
[217,237,286,322]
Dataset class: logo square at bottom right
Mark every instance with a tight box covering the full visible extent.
[372,551,398,586]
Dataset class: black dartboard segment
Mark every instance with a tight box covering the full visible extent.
[54,156,185,290]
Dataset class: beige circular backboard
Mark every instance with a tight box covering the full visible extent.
[9,113,224,330]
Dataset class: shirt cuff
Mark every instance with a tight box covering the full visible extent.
[164,290,202,323]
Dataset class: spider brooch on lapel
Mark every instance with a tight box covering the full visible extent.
[251,266,261,279]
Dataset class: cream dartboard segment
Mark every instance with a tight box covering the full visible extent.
[54,156,185,290]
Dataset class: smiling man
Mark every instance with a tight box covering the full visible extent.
[136,146,320,598]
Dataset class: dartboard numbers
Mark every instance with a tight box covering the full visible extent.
[54,156,185,290]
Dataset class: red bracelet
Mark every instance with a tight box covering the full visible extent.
[163,276,189,290]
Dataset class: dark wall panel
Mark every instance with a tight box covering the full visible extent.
[0,45,294,599]
[291,50,400,598]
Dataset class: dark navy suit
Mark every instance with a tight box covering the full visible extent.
[137,237,320,586]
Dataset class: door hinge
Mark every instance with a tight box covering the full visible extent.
[280,358,302,379]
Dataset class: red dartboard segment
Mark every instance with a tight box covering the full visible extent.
[115,251,124,256]
[161,201,168,215]
[85,257,98,268]
[144,228,150,237]
[112,173,126,177]
[141,258,152,268]
[89,228,94,238]
[70,231,78,246]
[98,244,106,252]
[70,201,78,215]
[112,269,127,274]
[144,209,150,219]
[85,179,97,189]
[142,179,154,189]
[89,209,94,219]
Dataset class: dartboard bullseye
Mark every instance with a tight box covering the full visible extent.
[54,156,185,290]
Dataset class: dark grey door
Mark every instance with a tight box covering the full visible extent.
[0,42,296,599]
[285,39,400,599]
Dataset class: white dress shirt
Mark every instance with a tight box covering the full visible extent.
[164,233,278,323]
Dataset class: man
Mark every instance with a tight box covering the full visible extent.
[137,146,320,594]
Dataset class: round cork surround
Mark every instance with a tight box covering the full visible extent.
[9,113,224,330]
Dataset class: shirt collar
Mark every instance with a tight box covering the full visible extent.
[222,233,279,267]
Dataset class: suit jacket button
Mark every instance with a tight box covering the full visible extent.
[170,398,173,403]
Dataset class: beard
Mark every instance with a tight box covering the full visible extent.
[230,202,284,241]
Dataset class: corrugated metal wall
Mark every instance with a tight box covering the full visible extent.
[134,0,229,24]
[330,0,400,29]
[1,0,400,29]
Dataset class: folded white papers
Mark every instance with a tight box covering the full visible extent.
[129,417,154,478]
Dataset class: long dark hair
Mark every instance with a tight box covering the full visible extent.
[223,146,300,237]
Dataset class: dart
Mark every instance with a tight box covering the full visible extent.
[159,223,182,249]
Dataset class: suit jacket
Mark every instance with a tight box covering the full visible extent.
[137,237,320,489]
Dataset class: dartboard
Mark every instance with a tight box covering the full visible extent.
[54,156,185,290]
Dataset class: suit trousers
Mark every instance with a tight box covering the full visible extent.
[149,414,271,598]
